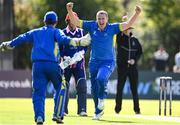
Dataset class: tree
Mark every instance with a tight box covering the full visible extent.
[13,0,47,69]
[13,0,123,69]
[144,0,180,70]
[0,0,14,70]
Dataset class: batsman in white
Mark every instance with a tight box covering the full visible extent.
[53,50,86,123]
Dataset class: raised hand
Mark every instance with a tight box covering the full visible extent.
[66,2,74,11]
[135,5,141,14]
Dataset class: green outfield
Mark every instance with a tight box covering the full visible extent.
[0,98,180,125]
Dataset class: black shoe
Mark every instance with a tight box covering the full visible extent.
[115,105,121,114]
[135,111,141,114]
[52,116,57,121]
[56,118,64,124]
[37,122,43,125]
[52,116,64,124]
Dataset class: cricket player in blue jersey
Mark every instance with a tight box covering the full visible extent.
[66,2,141,120]
[59,12,88,116]
[0,11,90,125]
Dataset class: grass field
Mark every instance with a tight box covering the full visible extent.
[0,98,180,125]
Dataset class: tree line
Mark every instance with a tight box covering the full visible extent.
[9,0,180,71]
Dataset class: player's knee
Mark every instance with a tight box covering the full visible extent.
[97,73,108,82]
[77,78,87,93]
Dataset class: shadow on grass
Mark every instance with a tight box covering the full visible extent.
[65,115,93,118]
[98,119,135,124]
[66,115,136,123]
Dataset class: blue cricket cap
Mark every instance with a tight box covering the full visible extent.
[44,11,58,22]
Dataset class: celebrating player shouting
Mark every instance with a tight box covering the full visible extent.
[66,2,141,120]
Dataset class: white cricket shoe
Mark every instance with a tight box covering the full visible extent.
[92,111,104,120]
[79,111,87,116]
[97,98,104,110]
[36,116,43,125]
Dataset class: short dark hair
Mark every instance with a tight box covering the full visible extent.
[45,19,57,25]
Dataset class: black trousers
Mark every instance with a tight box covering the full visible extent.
[115,64,140,112]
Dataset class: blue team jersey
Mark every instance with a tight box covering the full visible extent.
[9,25,71,62]
[60,27,87,57]
[81,20,121,60]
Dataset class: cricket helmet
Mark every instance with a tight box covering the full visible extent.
[65,12,79,21]
[122,15,128,22]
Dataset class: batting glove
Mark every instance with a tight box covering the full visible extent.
[70,33,91,46]
[59,56,71,70]
[79,33,91,46]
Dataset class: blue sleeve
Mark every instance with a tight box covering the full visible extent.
[82,20,95,33]
[55,29,71,45]
[58,44,65,57]
[111,23,121,35]
[9,30,33,47]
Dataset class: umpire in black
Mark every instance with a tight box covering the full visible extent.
[115,15,142,114]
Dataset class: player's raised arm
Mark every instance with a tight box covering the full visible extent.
[121,5,141,31]
[66,2,81,27]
